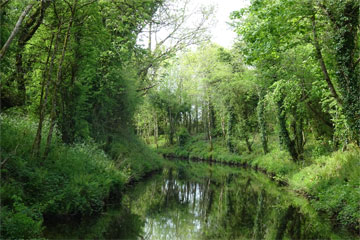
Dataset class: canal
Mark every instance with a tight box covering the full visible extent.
[44,160,355,239]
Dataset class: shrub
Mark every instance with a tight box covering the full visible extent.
[0,114,160,238]
[176,127,190,147]
[0,198,43,239]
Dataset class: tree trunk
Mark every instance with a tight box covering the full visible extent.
[227,105,235,153]
[15,0,51,105]
[311,14,342,106]
[207,98,213,152]
[32,22,61,157]
[154,112,158,148]
[195,103,199,134]
[0,3,34,59]
[188,111,192,134]
[221,114,226,140]
[44,0,77,159]
[168,108,174,145]
[257,90,269,154]
[277,98,298,161]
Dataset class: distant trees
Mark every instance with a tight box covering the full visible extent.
[135,0,359,161]
[135,44,260,153]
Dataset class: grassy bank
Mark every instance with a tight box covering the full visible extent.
[155,134,360,233]
[0,114,164,238]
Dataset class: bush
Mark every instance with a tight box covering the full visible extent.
[176,127,190,147]
[0,114,160,238]
[290,147,360,231]
[0,198,43,239]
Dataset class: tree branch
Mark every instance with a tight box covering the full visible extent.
[317,2,340,30]
[137,83,157,92]
[0,3,34,59]
[0,144,19,169]
[311,14,342,106]
[0,0,10,9]
[79,0,97,10]
[20,0,51,46]
[354,57,360,68]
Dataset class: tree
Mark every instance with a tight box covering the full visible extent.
[136,0,214,92]
[231,0,359,150]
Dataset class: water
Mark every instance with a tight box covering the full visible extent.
[44,160,356,239]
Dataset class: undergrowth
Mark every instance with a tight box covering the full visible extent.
[155,133,360,233]
[0,114,164,238]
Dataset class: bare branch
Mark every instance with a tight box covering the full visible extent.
[137,83,158,92]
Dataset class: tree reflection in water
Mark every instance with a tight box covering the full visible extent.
[44,161,352,240]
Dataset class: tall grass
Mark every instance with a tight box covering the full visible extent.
[0,113,164,238]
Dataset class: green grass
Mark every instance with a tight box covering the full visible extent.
[109,131,165,181]
[0,113,165,238]
[289,146,360,232]
[154,133,360,232]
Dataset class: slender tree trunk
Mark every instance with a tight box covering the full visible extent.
[257,90,269,154]
[291,113,305,159]
[221,114,226,140]
[32,23,61,157]
[154,112,158,148]
[195,103,199,134]
[168,108,174,145]
[277,98,298,161]
[188,111,192,134]
[207,98,213,152]
[0,3,34,59]
[227,105,235,153]
[311,14,342,106]
[44,0,77,158]
[15,1,50,105]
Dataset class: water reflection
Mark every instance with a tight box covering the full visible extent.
[44,161,353,240]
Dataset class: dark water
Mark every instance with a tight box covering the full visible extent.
[44,160,356,239]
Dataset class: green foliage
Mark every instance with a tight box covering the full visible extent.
[250,149,297,180]
[290,147,360,231]
[109,129,164,181]
[0,114,163,238]
[176,127,190,146]
[157,130,360,233]
[0,198,43,239]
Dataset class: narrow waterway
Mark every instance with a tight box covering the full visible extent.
[44,160,355,239]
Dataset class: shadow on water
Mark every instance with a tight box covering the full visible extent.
[44,160,357,240]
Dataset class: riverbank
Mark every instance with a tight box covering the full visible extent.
[0,114,166,238]
[155,134,360,234]
[44,159,357,239]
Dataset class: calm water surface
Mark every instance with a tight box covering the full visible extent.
[44,160,356,239]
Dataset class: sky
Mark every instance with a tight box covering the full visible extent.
[202,0,250,48]
[137,0,250,50]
